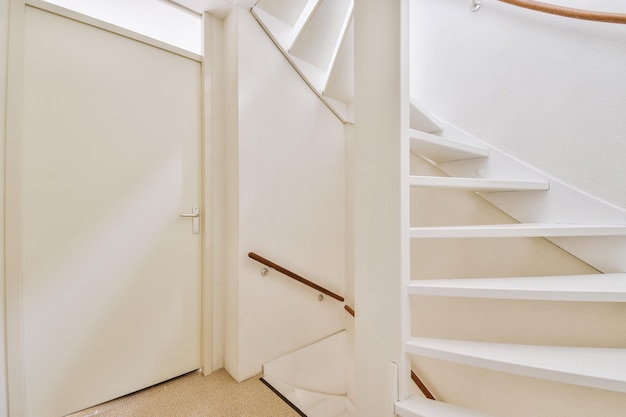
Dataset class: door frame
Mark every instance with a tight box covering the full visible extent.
[5,2,219,415]
[6,0,27,415]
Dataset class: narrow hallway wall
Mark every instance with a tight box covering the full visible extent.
[223,8,346,382]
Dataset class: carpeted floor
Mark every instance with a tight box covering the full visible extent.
[67,369,302,417]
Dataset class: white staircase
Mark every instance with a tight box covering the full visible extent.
[251,0,354,122]
[404,338,626,393]
[409,129,489,163]
[408,176,549,192]
[262,331,354,417]
[408,273,626,302]
[396,397,498,417]
[398,107,626,416]
[245,1,626,416]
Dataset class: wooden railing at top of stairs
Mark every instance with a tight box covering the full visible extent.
[496,0,626,24]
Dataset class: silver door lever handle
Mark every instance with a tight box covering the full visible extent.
[180,207,200,234]
[180,212,199,217]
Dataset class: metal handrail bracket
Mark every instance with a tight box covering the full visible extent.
[248,252,345,302]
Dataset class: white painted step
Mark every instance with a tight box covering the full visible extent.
[410,99,443,133]
[287,0,322,49]
[251,5,295,51]
[289,0,352,71]
[410,129,489,164]
[262,331,353,416]
[251,6,349,122]
[410,223,626,239]
[255,0,314,28]
[408,273,626,302]
[405,338,626,393]
[264,376,355,417]
[409,176,549,192]
[396,396,497,417]
[323,1,353,74]
[323,12,354,103]
[263,331,348,395]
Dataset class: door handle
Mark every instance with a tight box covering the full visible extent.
[180,207,199,234]
[180,212,199,218]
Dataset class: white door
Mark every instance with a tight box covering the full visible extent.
[21,7,202,417]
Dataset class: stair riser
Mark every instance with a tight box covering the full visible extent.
[427,123,626,272]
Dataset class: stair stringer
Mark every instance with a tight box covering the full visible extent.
[417,122,626,273]
[250,1,353,123]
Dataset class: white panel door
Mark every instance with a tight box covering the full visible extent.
[21,7,202,417]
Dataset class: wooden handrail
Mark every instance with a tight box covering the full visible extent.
[497,0,626,24]
[411,370,436,400]
[250,253,433,399]
[248,252,345,302]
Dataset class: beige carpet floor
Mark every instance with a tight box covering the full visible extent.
[67,369,302,417]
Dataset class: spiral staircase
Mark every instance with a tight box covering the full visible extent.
[250,0,626,416]
[173,0,626,415]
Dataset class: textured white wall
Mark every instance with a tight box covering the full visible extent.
[0,0,8,415]
[410,0,626,208]
[224,8,346,382]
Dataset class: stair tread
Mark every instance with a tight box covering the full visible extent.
[410,100,444,133]
[408,273,626,301]
[323,1,353,74]
[287,0,322,50]
[251,6,294,50]
[251,2,349,122]
[405,338,626,392]
[396,396,497,417]
[254,0,312,27]
[409,176,549,192]
[289,0,353,71]
[410,129,489,163]
[263,376,353,417]
[410,223,626,238]
[323,9,354,102]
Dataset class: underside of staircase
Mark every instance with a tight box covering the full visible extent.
[179,0,626,415]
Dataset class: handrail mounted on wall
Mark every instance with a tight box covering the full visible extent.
[495,0,626,24]
[248,252,345,302]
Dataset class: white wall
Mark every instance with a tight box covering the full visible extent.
[40,0,202,54]
[224,8,346,382]
[0,0,9,415]
[410,0,626,208]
